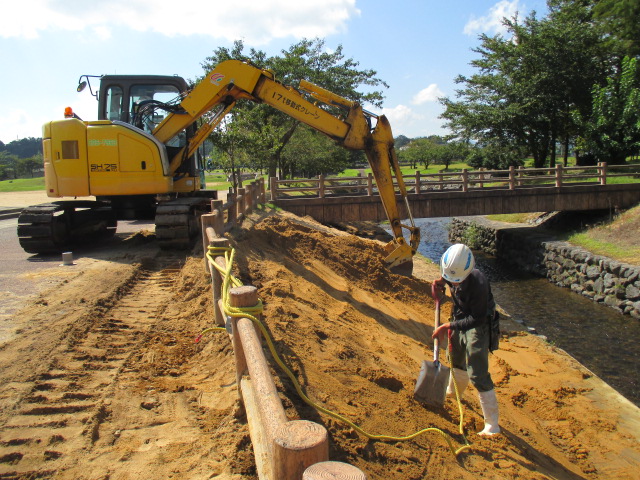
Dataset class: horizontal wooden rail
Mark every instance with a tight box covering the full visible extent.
[270,162,640,200]
[200,184,367,479]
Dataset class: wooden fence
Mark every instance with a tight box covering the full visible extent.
[200,177,368,480]
[269,162,640,200]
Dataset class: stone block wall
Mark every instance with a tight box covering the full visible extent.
[449,218,640,319]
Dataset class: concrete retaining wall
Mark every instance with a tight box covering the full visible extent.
[449,217,640,320]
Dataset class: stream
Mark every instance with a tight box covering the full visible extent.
[406,217,640,407]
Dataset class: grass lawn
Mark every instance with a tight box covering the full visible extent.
[0,177,45,192]
[489,205,640,265]
[565,204,640,264]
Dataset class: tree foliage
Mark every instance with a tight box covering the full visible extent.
[200,38,388,181]
[0,151,19,180]
[0,137,42,158]
[440,4,606,169]
[577,56,640,164]
[592,0,640,58]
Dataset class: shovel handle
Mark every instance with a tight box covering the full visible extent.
[432,283,442,363]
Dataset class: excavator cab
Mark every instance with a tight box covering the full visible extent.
[97,75,189,142]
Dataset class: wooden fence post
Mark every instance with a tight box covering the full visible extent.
[273,420,329,480]
[210,237,230,328]
[517,166,524,187]
[367,173,373,196]
[201,214,216,274]
[251,180,259,206]
[318,174,325,198]
[211,199,224,233]
[509,166,515,190]
[270,177,279,201]
[555,164,563,187]
[462,169,468,192]
[599,162,608,185]
[229,286,258,400]
[415,170,421,194]
[245,184,254,214]
[237,188,246,218]
[304,461,368,480]
[260,177,267,203]
[227,191,237,226]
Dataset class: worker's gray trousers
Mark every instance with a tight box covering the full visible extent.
[449,323,494,393]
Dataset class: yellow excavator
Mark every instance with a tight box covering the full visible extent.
[19,60,420,269]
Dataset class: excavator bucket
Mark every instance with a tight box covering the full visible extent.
[384,241,414,276]
[384,240,413,268]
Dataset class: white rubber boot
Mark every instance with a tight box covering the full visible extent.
[477,389,501,436]
[447,368,469,397]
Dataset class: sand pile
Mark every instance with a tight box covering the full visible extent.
[0,208,638,480]
[226,211,640,479]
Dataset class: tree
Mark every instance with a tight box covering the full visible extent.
[17,155,43,178]
[281,126,351,178]
[466,142,526,170]
[399,138,436,169]
[0,151,19,179]
[592,0,640,58]
[4,137,42,158]
[200,38,388,181]
[440,4,605,168]
[208,112,254,191]
[394,135,411,149]
[577,56,640,164]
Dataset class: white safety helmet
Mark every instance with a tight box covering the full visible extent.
[440,244,475,283]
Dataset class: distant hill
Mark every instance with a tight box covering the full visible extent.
[0,137,42,158]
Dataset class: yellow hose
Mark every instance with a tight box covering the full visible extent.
[203,245,472,457]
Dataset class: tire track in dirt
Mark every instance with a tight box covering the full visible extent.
[0,256,182,479]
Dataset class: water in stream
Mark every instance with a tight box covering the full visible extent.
[408,217,640,407]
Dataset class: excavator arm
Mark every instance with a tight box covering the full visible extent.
[154,59,420,269]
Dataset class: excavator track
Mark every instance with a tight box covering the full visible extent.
[154,197,209,250]
[17,201,117,255]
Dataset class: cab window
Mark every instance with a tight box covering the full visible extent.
[130,85,181,134]
[105,86,123,121]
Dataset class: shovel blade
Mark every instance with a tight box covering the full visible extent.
[414,360,450,407]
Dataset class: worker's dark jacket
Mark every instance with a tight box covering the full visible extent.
[446,269,495,332]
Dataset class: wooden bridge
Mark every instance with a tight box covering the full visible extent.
[269,163,640,223]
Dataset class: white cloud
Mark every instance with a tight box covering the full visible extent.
[0,108,42,142]
[464,0,521,36]
[382,105,423,124]
[379,104,424,137]
[411,84,444,105]
[0,0,360,44]
[0,92,100,142]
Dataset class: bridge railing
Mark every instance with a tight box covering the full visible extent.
[269,162,640,199]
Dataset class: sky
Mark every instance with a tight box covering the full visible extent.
[0,0,549,144]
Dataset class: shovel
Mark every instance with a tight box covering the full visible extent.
[413,282,450,406]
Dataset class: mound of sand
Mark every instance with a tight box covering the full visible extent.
[227,210,640,479]
[0,207,638,480]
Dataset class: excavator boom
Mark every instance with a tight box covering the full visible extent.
[154,60,420,268]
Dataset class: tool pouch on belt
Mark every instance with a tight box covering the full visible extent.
[489,310,500,352]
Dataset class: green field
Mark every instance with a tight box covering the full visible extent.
[0,177,45,192]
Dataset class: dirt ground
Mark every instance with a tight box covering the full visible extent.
[0,206,639,480]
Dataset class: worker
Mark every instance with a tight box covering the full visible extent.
[432,243,500,436]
